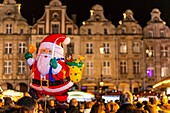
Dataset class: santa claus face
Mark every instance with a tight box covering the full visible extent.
[37,48,52,75]
[39,48,52,56]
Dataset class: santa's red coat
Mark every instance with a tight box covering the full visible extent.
[29,60,73,102]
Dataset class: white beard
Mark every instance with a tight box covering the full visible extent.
[37,55,51,76]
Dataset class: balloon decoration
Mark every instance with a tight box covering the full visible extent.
[25,34,84,104]
[66,55,85,83]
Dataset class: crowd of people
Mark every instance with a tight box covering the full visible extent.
[0,91,169,113]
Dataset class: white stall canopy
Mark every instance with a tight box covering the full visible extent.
[67,90,95,102]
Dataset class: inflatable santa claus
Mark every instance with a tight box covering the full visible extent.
[25,34,77,103]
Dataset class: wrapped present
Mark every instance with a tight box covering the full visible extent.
[66,55,85,83]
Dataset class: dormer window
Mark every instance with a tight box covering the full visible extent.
[20,29,24,34]
[153,17,159,22]
[7,12,11,15]
[122,27,126,34]
[67,27,72,34]
[52,24,59,34]
[53,13,58,19]
[148,31,153,37]
[104,29,108,35]
[7,10,12,16]
[95,15,101,21]
[126,16,131,20]
[132,27,136,34]
[88,29,91,34]
[160,30,165,37]
[38,25,44,34]
[38,27,44,34]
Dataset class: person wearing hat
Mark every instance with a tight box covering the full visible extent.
[25,34,74,104]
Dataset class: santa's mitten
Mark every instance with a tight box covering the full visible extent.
[50,57,58,69]
[25,52,33,60]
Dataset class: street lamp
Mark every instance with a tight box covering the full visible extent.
[146,49,153,57]
[98,46,104,99]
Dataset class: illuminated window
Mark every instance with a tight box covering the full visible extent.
[4,61,12,74]
[18,42,26,54]
[86,43,93,54]
[103,61,111,75]
[18,61,26,74]
[120,42,127,53]
[133,42,140,53]
[4,42,12,54]
[161,65,168,77]
[103,43,110,54]
[86,61,93,76]
[6,24,12,34]
[161,46,168,57]
[146,47,154,57]
[81,86,87,92]
[147,66,154,77]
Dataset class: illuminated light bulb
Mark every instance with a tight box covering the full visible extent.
[123,13,126,19]
[90,10,94,16]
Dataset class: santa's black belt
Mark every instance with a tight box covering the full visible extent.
[32,77,70,87]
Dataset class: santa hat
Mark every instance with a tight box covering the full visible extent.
[39,34,70,54]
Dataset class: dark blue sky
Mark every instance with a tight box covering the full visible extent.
[4,0,170,27]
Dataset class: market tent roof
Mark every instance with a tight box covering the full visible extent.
[2,89,23,97]
[67,90,95,102]
[153,77,170,89]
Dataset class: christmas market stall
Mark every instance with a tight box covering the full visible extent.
[2,89,24,102]
[67,90,95,102]
[133,90,158,102]
[101,90,121,103]
[153,76,170,94]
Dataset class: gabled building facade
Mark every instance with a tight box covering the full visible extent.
[0,0,30,92]
[79,4,116,93]
[0,0,170,94]
[116,9,143,92]
[31,0,80,58]
[143,8,170,90]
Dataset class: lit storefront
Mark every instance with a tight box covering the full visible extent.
[152,77,170,95]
